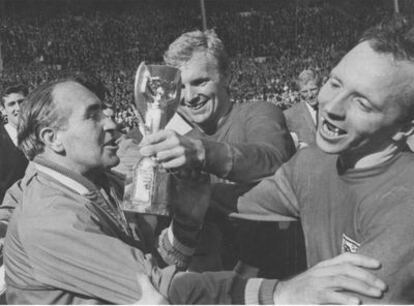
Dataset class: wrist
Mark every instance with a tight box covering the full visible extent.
[171,218,201,247]
[259,279,279,305]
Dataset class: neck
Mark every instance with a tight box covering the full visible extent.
[84,168,107,188]
[306,101,318,111]
[42,151,103,183]
[339,142,402,170]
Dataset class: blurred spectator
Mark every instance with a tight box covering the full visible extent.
[0,83,29,302]
[0,84,29,203]
[284,69,321,149]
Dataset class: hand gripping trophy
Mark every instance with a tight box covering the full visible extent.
[122,62,181,216]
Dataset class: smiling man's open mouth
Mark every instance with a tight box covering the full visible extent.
[184,94,210,110]
[320,118,347,138]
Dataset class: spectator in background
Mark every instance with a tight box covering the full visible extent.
[284,69,321,149]
[0,84,29,204]
[0,84,29,302]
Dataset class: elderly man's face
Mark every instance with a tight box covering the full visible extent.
[54,82,119,174]
[178,51,230,132]
[299,80,319,108]
[2,92,25,128]
[317,41,414,157]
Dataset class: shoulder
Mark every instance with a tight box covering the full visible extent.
[17,166,88,216]
[284,102,305,118]
[287,144,334,174]
[238,100,282,112]
[233,101,284,120]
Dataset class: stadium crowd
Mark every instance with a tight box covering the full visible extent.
[1,0,391,128]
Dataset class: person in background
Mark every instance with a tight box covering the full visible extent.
[284,69,321,149]
[0,83,29,303]
[0,84,29,204]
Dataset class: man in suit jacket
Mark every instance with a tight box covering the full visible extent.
[0,84,29,204]
[284,69,321,149]
[0,84,28,301]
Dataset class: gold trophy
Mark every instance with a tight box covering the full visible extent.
[122,62,181,216]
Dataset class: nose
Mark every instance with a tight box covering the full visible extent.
[309,89,317,98]
[103,114,117,132]
[182,85,196,105]
[319,86,346,121]
[15,102,22,112]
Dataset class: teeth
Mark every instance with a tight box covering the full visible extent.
[322,120,342,137]
[186,95,209,110]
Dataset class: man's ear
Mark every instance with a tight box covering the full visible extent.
[39,127,65,153]
[392,119,414,142]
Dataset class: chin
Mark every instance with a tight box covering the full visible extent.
[104,156,120,169]
[316,134,346,154]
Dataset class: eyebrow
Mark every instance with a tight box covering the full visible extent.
[189,77,210,86]
[329,71,342,83]
[6,98,24,104]
[331,72,380,111]
[84,103,102,116]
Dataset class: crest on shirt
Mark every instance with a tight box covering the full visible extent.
[341,233,360,253]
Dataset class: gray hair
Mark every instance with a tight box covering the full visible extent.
[18,80,68,160]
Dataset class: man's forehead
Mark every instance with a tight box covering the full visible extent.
[53,81,100,108]
[181,51,218,71]
[333,41,414,110]
[3,92,25,104]
[335,42,414,84]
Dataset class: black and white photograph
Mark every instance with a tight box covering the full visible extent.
[0,0,414,304]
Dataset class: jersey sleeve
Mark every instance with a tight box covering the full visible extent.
[202,102,295,183]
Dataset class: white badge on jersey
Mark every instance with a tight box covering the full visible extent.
[342,233,360,253]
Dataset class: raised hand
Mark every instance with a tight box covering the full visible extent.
[139,130,205,170]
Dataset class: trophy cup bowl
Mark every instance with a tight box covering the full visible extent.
[134,62,181,133]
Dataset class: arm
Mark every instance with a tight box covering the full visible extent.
[0,180,23,251]
[140,103,295,183]
[201,102,295,182]
[211,164,301,222]
[12,196,278,304]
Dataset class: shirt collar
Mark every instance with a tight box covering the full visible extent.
[33,156,104,196]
